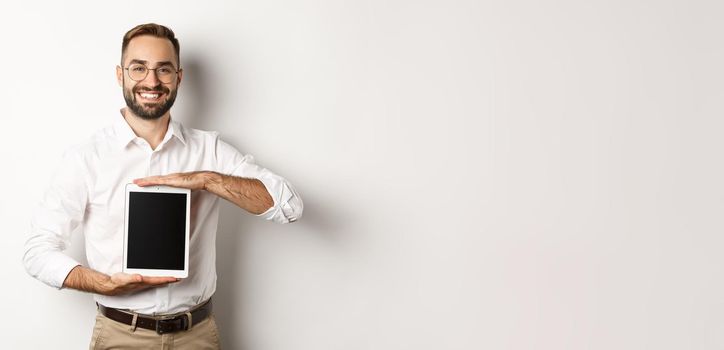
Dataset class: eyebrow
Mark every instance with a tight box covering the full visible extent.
[128,59,177,68]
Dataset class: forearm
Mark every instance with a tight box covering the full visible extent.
[204,172,274,215]
[62,265,113,295]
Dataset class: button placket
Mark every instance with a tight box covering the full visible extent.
[149,152,158,176]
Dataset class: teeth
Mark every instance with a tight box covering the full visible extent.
[140,93,160,99]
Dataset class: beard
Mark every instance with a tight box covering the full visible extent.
[123,80,178,120]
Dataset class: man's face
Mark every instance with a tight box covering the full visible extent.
[116,35,182,120]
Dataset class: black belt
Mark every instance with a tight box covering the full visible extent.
[97,299,212,334]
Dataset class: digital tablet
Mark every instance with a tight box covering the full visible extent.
[123,184,190,278]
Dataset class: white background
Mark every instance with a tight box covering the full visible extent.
[2,0,723,349]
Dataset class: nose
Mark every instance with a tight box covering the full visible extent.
[143,68,161,85]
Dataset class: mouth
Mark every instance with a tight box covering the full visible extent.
[136,90,165,103]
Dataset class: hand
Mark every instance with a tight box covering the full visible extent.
[102,272,179,296]
[134,171,215,191]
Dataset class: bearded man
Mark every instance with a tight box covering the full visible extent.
[23,23,303,349]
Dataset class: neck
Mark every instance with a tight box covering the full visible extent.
[121,107,170,150]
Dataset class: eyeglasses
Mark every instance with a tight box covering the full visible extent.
[124,63,179,84]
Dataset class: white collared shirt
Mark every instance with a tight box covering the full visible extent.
[23,113,303,314]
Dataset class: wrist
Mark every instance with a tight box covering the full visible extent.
[202,171,223,191]
[97,273,115,295]
[64,265,114,295]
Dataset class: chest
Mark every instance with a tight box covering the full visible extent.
[87,143,215,219]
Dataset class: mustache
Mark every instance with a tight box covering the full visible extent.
[133,85,170,94]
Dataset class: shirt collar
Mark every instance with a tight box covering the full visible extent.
[167,120,186,145]
[114,109,187,150]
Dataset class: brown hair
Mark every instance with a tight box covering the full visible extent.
[121,23,180,67]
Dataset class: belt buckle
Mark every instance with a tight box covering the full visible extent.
[155,316,188,334]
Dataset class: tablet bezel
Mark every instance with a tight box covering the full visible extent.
[123,183,190,278]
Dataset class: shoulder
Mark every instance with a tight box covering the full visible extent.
[176,123,221,144]
[64,127,109,159]
[60,124,122,168]
[175,123,240,156]
[175,123,248,167]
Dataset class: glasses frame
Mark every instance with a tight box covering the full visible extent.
[124,63,181,84]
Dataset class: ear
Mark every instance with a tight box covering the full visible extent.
[116,65,123,87]
[176,68,183,86]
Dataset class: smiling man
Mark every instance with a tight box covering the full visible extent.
[23,23,303,349]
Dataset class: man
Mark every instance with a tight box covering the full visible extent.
[22,23,303,349]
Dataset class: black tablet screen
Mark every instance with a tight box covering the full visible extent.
[127,192,187,270]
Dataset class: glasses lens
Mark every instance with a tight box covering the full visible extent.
[128,64,147,81]
[156,66,176,84]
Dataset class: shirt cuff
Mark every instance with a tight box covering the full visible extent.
[255,176,300,223]
[33,252,82,290]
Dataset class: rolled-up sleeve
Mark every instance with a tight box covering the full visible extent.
[23,151,88,289]
[214,137,303,223]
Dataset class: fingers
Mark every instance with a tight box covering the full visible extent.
[134,171,207,190]
[134,174,188,188]
[111,272,143,284]
[140,276,180,285]
[133,176,168,187]
[105,273,180,296]
[111,273,179,287]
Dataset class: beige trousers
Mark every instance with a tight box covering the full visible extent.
[89,311,221,350]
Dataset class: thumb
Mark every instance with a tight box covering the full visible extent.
[112,272,143,285]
